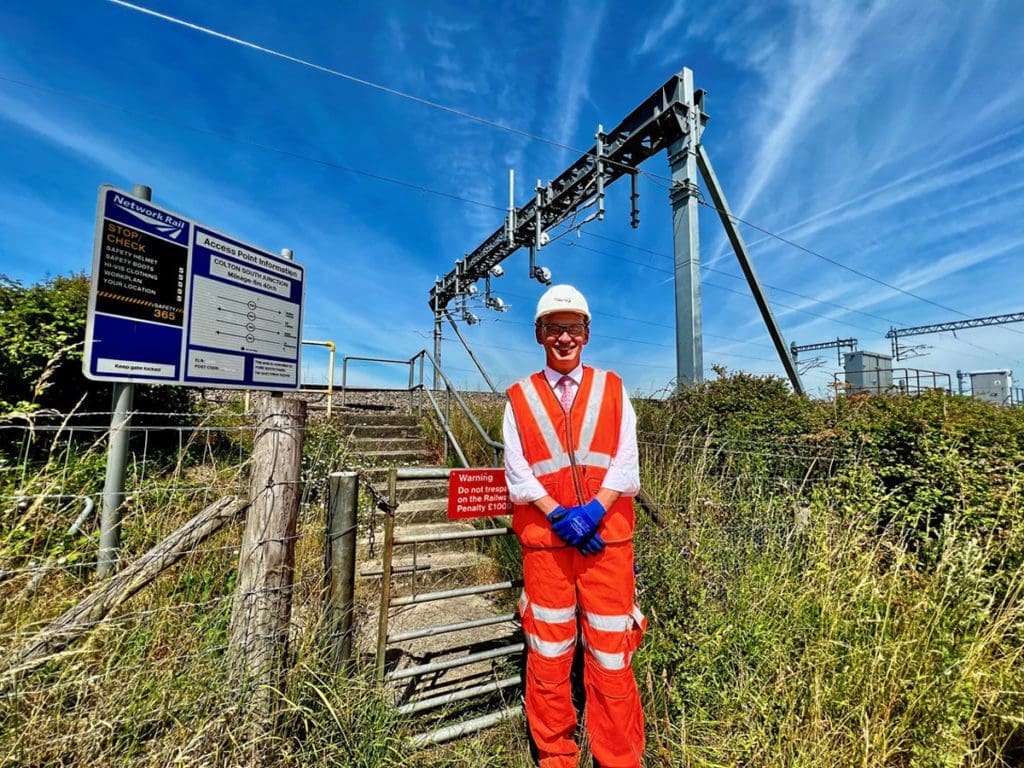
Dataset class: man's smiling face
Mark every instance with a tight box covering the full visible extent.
[536,310,590,374]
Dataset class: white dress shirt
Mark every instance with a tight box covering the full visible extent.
[502,364,641,504]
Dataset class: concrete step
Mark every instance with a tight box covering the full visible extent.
[350,437,429,453]
[359,551,503,591]
[339,411,420,426]
[357,521,477,559]
[385,497,450,524]
[342,424,423,439]
[383,594,522,703]
[393,479,449,503]
[358,449,435,465]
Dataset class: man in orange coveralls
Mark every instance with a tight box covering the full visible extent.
[503,284,646,768]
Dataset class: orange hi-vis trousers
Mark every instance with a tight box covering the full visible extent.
[519,542,646,768]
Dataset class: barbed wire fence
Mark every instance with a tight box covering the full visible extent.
[0,395,354,764]
[0,389,883,763]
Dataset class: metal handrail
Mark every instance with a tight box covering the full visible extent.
[419,385,470,467]
[386,642,524,681]
[388,613,517,644]
[301,339,336,417]
[412,348,504,466]
[398,675,521,715]
[394,526,513,546]
[339,350,503,466]
[390,580,521,607]
[835,366,953,396]
[340,354,418,410]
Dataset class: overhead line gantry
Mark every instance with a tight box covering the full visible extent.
[429,68,805,395]
[790,338,858,366]
[886,311,1024,361]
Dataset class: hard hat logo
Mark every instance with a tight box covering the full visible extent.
[535,284,591,322]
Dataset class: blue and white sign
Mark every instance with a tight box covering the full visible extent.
[84,186,304,390]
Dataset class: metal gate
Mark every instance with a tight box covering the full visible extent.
[373,466,524,745]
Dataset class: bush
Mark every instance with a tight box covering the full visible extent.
[0,273,92,413]
[0,273,196,461]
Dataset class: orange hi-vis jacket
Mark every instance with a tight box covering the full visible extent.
[506,366,636,548]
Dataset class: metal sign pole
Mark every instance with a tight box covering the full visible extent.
[432,282,443,391]
[97,183,149,577]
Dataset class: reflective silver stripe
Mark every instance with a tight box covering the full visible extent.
[519,377,568,473]
[584,610,631,633]
[578,369,606,453]
[574,449,612,469]
[632,604,646,627]
[532,603,577,624]
[518,591,528,615]
[517,371,613,478]
[531,456,568,476]
[587,646,626,670]
[525,633,575,658]
[532,451,611,474]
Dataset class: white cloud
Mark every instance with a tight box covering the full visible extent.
[546,0,608,165]
[634,0,687,58]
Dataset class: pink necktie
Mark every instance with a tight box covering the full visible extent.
[558,375,574,412]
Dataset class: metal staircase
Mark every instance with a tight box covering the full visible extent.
[339,407,524,745]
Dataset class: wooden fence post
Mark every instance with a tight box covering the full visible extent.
[228,394,306,746]
[324,471,358,670]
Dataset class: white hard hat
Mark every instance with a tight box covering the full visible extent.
[535,284,591,322]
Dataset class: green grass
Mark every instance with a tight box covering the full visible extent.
[2,379,1023,766]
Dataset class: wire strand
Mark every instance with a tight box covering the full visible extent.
[0,74,503,212]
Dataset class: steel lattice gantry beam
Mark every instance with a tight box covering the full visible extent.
[886,312,1024,339]
[428,71,701,312]
[790,338,858,356]
[886,311,1024,360]
[790,337,857,366]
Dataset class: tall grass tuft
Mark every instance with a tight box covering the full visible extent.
[0,403,415,767]
[633,379,1024,767]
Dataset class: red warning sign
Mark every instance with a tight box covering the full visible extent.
[447,469,512,519]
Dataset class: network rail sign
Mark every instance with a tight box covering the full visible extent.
[84,186,304,390]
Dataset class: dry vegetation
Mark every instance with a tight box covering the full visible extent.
[1,371,1022,766]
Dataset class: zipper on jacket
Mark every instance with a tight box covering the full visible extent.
[562,377,586,505]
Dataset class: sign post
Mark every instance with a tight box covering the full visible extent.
[97,184,148,578]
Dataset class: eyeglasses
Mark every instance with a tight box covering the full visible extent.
[540,322,588,337]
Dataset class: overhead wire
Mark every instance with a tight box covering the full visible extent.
[584,175,1024,354]
[575,232,1022,365]
[19,3,1021,370]
[0,74,503,213]
[106,0,641,178]
[570,234,908,327]
[694,198,1024,337]
[112,0,1024,341]
[63,3,1024,340]
[558,238,888,333]
[645,158,1021,334]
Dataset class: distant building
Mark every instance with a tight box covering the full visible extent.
[843,351,893,395]
[968,369,1015,406]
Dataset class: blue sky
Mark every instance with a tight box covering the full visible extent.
[1,0,1022,397]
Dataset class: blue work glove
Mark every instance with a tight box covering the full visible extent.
[548,498,605,548]
[577,529,606,556]
[546,505,571,545]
